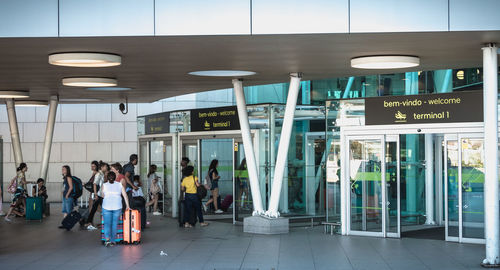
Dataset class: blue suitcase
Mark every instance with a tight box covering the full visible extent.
[26,197,43,221]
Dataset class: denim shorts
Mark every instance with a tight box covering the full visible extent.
[210,180,219,190]
[62,197,74,214]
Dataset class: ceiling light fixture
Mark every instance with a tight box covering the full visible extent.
[86,87,132,91]
[351,56,420,69]
[15,100,47,107]
[0,90,30,98]
[188,70,257,77]
[62,77,117,87]
[49,53,121,67]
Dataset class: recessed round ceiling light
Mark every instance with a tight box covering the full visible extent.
[351,56,420,69]
[188,70,257,77]
[0,90,30,98]
[86,87,132,91]
[62,77,117,87]
[15,100,47,107]
[49,53,121,67]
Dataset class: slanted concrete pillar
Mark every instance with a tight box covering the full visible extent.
[6,99,23,167]
[39,96,58,181]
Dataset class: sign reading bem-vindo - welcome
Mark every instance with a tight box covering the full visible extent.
[365,91,483,125]
[191,106,240,132]
[145,112,170,134]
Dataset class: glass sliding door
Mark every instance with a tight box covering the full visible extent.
[234,140,252,222]
[460,136,484,242]
[385,135,400,237]
[445,133,485,244]
[348,136,385,236]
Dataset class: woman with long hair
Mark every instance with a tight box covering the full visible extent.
[60,165,74,220]
[146,164,162,215]
[4,163,28,222]
[84,161,107,230]
[204,159,222,214]
[102,171,130,246]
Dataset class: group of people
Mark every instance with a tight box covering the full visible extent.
[58,154,163,246]
[179,157,225,228]
[1,154,227,243]
[2,163,48,222]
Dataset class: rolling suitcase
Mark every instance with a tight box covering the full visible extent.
[101,214,123,244]
[61,211,81,230]
[220,195,233,212]
[123,209,141,244]
[26,184,43,221]
[26,197,43,221]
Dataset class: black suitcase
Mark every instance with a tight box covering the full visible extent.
[178,200,197,227]
[61,211,82,231]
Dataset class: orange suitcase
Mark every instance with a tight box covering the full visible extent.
[123,209,141,244]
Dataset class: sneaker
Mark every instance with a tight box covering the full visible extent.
[104,241,112,247]
[4,217,11,222]
[215,209,223,214]
[200,222,209,227]
[87,225,97,231]
[202,204,207,212]
[0,212,6,216]
[153,211,162,216]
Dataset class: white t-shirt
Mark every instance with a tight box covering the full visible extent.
[102,182,123,211]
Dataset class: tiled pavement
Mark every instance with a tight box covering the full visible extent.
[0,204,486,270]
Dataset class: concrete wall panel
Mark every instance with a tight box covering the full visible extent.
[74,123,99,142]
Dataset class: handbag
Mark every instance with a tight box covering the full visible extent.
[84,174,99,193]
[194,176,207,200]
[7,176,17,194]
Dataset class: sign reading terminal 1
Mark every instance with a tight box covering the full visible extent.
[190,106,240,132]
[365,91,483,125]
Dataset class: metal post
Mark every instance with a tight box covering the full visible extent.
[266,73,302,218]
[6,99,23,167]
[172,133,178,218]
[342,77,355,99]
[40,96,58,180]
[482,44,499,267]
[424,133,435,225]
[233,79,265,215]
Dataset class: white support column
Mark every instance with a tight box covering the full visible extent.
[39,96,58,181]
[172,133,179,218]
[266,73,302,218]
[233,79,265,215]
[424,133,435,225]
[482,44,500,267]
[6,99,23,167]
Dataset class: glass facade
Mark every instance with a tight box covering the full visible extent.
[138,66,494,227]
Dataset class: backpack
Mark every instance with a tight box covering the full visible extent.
[71,176,83,199]
[203,174,212,190]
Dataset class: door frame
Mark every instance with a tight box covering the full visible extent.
[137,134,176,217]
[178,130,257,223]
[340,122,485,238]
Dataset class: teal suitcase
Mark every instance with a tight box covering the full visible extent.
[26,197,43,221]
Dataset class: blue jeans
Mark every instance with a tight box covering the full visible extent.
[184,193,204,223]
[62,197,74,214]
[103,209,121,243]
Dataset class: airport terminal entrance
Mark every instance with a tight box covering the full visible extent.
[179,131,257,223]
[342,127,487,244]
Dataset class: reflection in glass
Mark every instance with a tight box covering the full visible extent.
[447,140,459,238]
[349,139,382,232]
